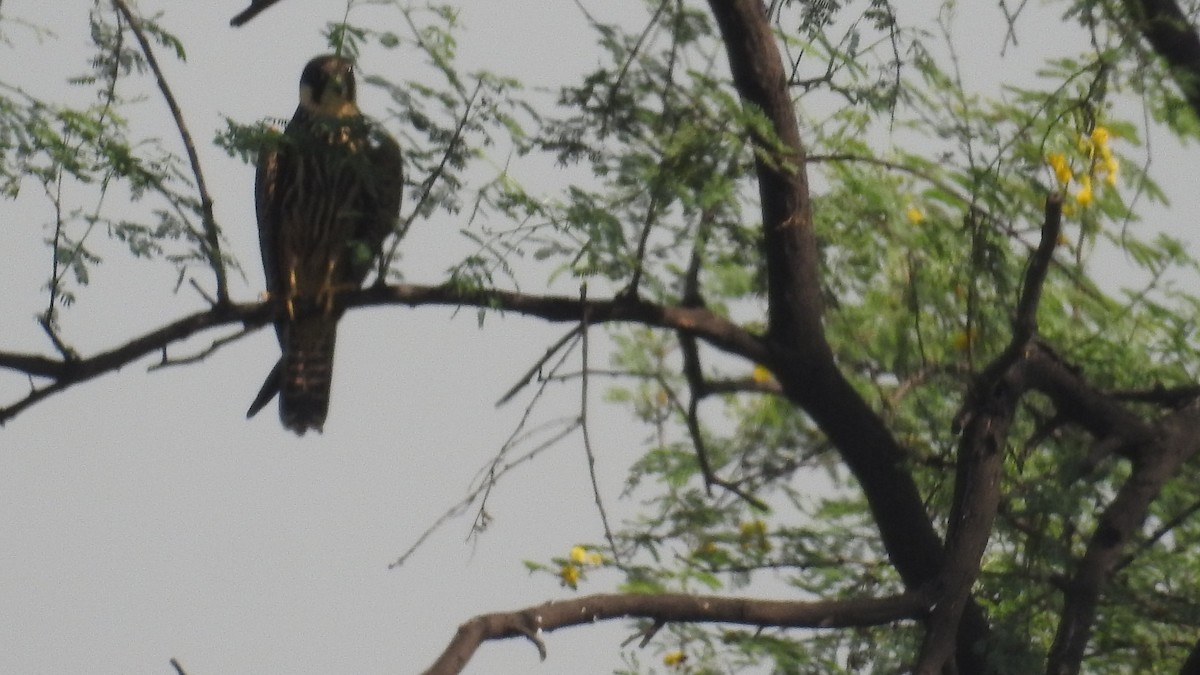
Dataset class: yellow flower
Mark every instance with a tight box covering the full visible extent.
[1046,152,1072,185]
[569,545,603,567]
[738,520,771,552]
[569,546,588,564]
[1090,126,1110,148]
[739,520,767,536]
[951,328,975,352]
[751,364,772,384]
[905,205,925,224]
[1102,155,1119,187]
[663,650,687,667]
[1074,175,1093,207]
[559,564,580,589]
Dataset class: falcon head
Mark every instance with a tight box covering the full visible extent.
[298,54,358,117]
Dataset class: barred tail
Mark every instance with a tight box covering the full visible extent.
[279,316,338,435]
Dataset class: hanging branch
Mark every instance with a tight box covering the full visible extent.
[577,284,622,563]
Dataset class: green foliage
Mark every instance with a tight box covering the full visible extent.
[511,1,1200,673]
[3,4,221,320]
[9,0,1200,673]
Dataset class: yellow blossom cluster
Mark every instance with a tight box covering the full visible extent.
[559,545,604,589]
[663,650,687,667]
[738,519,771,553]
[951,327,975,352]
[1045,126,1119,209]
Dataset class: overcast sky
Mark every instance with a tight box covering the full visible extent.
[1,2,1196,674]
[0,1,650,673]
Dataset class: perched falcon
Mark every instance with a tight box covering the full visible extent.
[246,54,403,435]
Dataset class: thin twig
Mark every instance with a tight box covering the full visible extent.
[601,0,670,127]
[579,284,622,563]
[1116,496,1200,572]
[111,0,228,304]
[380,80,483,276]
[677,333,768,510]
[149,326,258,371]
[470,332,585,539]
[389,417,579,569]
[495,326,582,406]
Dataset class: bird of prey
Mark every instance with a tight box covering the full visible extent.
[246,54,403,434]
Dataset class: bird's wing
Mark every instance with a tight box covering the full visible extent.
[362,123,404,259]
[254,125,286,299]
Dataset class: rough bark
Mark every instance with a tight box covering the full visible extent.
[423,590,931,675]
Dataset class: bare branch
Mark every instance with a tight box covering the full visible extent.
[147,326,259,371]
[578,284,621,563]
[229,0,287,27]
[495,326,582,407]
[0,283,768,425]
[423,590,932,675]
[677,331,768,510]
[390,417,579,570]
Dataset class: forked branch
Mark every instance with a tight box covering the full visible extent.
[916,194,1062,674]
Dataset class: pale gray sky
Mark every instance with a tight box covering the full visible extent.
[1,2,1197,675]
[1,2,642,673]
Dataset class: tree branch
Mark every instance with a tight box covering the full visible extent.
[705,3,1002,670]
[423,590,932,675]
[1121,0,1200,120]
[0,284,767,425]
[1046,399,1200,675]
[111,0,229,304]
[916,195,1062,674]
